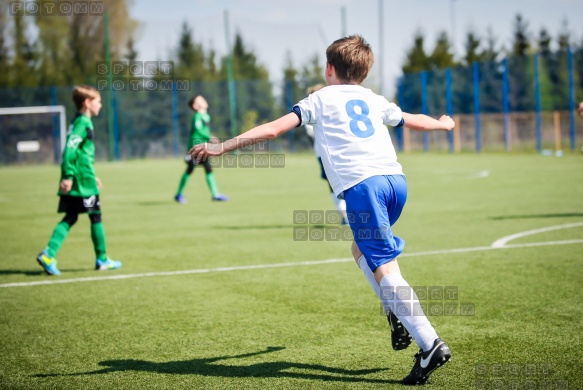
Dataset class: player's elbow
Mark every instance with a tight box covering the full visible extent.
[262,124,286,139]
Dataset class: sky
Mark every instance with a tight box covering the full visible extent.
[131,0,583,97]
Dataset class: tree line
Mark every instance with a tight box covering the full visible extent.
[1,3,582,142]
[399,14,583,113]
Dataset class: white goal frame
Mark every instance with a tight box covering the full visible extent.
[0,105,67,153]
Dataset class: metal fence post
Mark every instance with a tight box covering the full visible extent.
[473,62,481,153]
[421,71,429,152]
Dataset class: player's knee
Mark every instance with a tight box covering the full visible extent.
[62,213,78,227]
[89,213,102,224]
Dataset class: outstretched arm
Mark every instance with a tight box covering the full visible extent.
[402,112,454,132]
[189,113,299,163]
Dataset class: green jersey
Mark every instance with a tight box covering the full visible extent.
[187,111,212,150]
[59,113,99,197]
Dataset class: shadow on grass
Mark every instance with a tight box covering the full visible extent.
[35,346,397,384]
[490,212,583,220]
[0,269,45,276]
[0,269,90,276]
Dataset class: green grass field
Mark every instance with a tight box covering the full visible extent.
[1,153,582,389]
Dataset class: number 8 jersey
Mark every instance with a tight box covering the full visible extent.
[293,84,404,198]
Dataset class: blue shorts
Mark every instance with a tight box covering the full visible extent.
[343,175,407,272]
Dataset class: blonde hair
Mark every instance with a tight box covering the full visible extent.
[325,35,373,84]
[72,85,100,110]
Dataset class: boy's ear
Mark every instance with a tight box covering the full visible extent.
[326,63,334,77]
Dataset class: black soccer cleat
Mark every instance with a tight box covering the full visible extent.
[402,338,451,385]
[387,310,412,351]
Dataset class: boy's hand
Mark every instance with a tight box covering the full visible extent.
[59,179,73,194]
[439,115,455,131]
[189,142,225,163]
[96,177,103,189]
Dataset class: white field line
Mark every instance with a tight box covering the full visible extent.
[490,222,583,248]
[1,238,582,289]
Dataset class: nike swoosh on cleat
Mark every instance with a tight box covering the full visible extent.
[420,341,444,368]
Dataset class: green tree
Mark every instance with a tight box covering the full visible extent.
[221,32,275,131]
[557,19,570,51]
[463,30,483,66]
[32,0,137,86]
[0,2,10,87]
[428,31,456,70]
[206,48,218,80]
[482,27,500,62]
[9,13,37,87]
[553,20,570,110]
[538,27,554,110]
[281,52,302,115]
[174,21,206,80]
[508,14,533,111]
[511,14,530,57]
[124,36,138,62]
[574,37,583,102]
[402,30,430,74]
[299,54,325,92]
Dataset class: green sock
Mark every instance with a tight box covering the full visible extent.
[205,172,220,197]
[176,173,190,196]
[91,221,107,260]
[46,221,70,258]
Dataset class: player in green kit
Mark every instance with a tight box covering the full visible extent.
[36,85,121,275]
[174,95,229,204]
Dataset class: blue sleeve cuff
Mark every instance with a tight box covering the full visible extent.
[291,106,302,127]
[394,118,405,128]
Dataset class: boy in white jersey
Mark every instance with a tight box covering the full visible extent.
[189,35,454,385]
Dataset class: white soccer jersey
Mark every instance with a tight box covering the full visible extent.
[293,84,404,198]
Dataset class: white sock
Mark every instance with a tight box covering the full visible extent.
[380,273,439,352]
[330,193,348,223]
[357,255,381,299]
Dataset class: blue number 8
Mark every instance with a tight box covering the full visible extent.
[346,99,375,138]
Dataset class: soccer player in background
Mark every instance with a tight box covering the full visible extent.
[305,83,349,225]
[174,95,229,204]
[189,35,455,385]
[36,85,121,275]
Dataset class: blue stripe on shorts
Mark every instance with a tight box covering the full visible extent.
[343,175,407,272]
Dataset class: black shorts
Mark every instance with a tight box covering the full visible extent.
[58,195,101,214]
[186,158,212,174]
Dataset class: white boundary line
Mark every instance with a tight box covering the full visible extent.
[491,222,583,248]
[2,238,582,289]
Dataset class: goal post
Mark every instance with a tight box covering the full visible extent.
[0,105,67,165]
